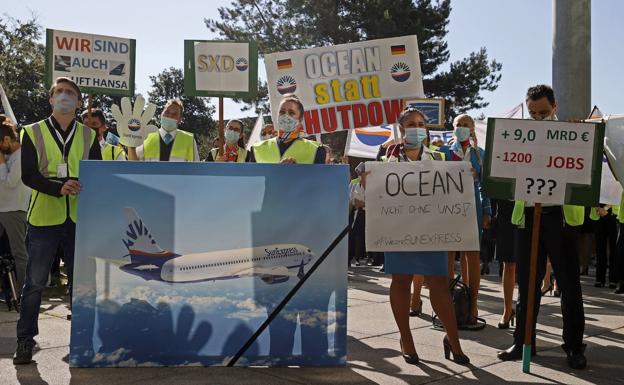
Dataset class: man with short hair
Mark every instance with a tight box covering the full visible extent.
[128,98,199,162]
[81,108,126,161]
[498,84,587,369]
[0,115,31,296]
[14,77,101,365]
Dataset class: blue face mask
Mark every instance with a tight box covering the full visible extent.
[161,116,178,132]
[404,127,427,149]
[53,94,77,114]
[454,126,471,142]
[224,129,240,144]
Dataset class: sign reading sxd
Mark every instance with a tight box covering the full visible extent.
[197,55,235,72]
[184,40,257,98]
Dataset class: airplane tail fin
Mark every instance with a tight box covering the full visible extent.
[122,208,165,254]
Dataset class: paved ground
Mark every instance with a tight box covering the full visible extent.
[1,264,623,384]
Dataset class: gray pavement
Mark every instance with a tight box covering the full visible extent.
[1,265,623,384]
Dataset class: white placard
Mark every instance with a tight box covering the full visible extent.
[365,161,479,252]
[488,119,599,204]
[265,36,424,135]
[47,29,134,95]
[193,41,250,92]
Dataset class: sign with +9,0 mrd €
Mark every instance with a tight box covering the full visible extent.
[482,118,605,206]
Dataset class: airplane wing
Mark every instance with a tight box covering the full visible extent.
[232,266,298,278]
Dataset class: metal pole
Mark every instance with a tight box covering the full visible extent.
[553,0,591,120]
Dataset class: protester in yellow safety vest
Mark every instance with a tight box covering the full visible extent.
[81,108,126,161]
[498,84,587,370]
[379,106,469,365]
[205,119,250,162]
[127,98,199,162]
[14,77,101,365]
[588,203,619,288]
[249,93,325,164]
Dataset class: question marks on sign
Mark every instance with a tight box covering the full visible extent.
[525,177,557,196]
[526,178,535,194]
[547,180,556,195]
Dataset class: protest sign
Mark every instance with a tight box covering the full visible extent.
[111,95,158,147]
[365,161,479,252]
[483,118,605,205]
[71,162,348,367]
[45,29,135,96]
[603,115,624,189]
[404,98,445,128]
[184,40,258,98]
[265,36,424,135]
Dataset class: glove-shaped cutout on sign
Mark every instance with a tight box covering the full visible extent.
[111,95,158,147]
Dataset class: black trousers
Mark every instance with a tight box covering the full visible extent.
[594,213,619,284]
[616,222,624,283]
[513,207,585,350]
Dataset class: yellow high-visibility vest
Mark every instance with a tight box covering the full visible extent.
[252,137,320,164]
[209,146,247,163]
[143,130,194,162]
[23,120,95,226]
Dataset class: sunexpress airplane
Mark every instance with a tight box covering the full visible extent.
[100,208,316,285]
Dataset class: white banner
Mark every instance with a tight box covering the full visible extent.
[265,36,424,135]
[246,115,264,151]
[365,161,479,252]
[488,119,601,204]
[603,115,624,189]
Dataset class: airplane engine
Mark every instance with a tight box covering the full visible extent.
[261,275,290,284]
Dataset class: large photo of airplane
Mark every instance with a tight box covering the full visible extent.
[97,208,317,285]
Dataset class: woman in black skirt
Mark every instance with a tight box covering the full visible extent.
[495,199,517,329]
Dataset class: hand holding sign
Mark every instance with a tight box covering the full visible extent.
[111,95,158,147]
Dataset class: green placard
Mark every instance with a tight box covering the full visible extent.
[482,118,605,206]
[45,29,135,96]
[184,40,258,98]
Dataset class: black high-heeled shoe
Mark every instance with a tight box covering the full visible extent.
[443,336,470,365]
[400,340,419,365]
[409,301,422,317]
[497,309,516,329]
[541,284,553,296]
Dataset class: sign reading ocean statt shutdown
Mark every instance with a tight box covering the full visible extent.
[45,29,135,96]
[365,161,480,252]
[265,36,424,135]
[483,118,605,206]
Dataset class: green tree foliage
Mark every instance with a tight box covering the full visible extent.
[147,67,218,158]
[205,0,502,124]
[0,16,49,126]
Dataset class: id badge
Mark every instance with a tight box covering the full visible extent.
[57,163,68,178]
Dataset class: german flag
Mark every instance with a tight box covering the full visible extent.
[277,58,293,70]
[391,45,406,55]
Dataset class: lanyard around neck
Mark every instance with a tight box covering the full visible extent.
[49,118,76,161]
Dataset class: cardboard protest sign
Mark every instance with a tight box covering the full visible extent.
[45,29,135,96]
[483,118,605,205]
[365,161,479,252]
[111,95,158,147]
[404,98,445,128]
[184,40,258,98]
[265,36,424,135]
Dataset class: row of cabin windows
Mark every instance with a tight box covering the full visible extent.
[179,254,291,271]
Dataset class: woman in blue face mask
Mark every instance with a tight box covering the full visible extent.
[206,119,250,162]
[381,107,470,365]
[448,114,492,328]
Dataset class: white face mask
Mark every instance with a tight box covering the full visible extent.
[278,114,299,133]
[53,94,77,114]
